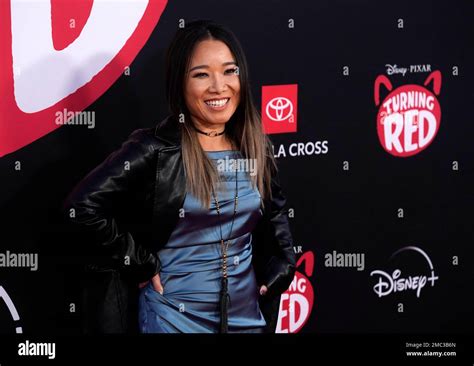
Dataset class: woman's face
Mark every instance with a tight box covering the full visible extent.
[184,39,241,129]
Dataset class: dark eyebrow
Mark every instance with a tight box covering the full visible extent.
[188,61,237,73]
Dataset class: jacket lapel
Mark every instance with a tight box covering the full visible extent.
[151,116,186,250]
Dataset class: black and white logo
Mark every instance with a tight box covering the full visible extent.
[370,246,439,298]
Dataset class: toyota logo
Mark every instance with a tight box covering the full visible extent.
[266,97,294,122]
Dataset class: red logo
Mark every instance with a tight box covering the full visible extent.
[0,0,167,157]
[262,84,298,134]
[374,71,442,157]
[276,251,314,333]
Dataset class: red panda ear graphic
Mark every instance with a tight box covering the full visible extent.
[424,70,442,96]
[374,75,393,106]
[296,251,314,277]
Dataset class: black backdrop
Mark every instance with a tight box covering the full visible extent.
[0,0,473,337]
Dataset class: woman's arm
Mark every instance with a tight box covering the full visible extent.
[62,129,160,282]
[261,166,296,296]
[258,139,296,297]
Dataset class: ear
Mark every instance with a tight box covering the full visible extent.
[374,75,393,106]
[296,251,314,277]
[424,70,442,95]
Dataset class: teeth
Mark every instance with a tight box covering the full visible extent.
[205,98,229,107]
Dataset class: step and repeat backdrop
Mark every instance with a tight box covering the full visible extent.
[0,0,472,335]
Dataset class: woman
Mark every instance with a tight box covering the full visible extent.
[63,20,295,334]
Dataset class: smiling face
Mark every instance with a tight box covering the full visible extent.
[184,39,241,130]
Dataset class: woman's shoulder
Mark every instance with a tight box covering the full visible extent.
[125,116,179,154]
[127,127,159,145]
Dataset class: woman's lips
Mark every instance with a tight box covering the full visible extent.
[204,97,230,111]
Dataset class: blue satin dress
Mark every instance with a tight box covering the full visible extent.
[138,150,267,333]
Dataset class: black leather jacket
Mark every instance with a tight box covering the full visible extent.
[63,115,296,333]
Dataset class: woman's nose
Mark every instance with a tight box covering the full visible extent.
[209,73,226,93]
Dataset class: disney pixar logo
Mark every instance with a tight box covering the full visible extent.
[374,71,442,157]
[385,64,432,77]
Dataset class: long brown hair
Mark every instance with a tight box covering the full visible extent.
[165,20,276,209]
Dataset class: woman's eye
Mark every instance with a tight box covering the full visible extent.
[193,68,238,78]
[225,68,238,75]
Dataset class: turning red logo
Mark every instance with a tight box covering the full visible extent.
[262,84,298,135]
[374,71,442,157]
[276,251,314,333]
[0,0,167,157]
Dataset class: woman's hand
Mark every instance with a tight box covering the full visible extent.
[259,285,268,296]
[139,273,164,295]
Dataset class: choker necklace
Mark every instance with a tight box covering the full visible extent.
[193,125,225,137]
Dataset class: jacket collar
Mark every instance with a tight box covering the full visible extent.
[154,115,182,147]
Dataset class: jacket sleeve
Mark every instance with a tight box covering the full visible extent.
[62,130,160,282]
[260,139,296,296]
